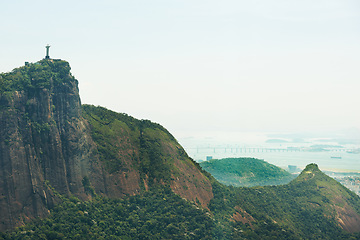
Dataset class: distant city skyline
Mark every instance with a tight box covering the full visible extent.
[1,0,359,139]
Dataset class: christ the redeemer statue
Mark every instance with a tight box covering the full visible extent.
[45,45,50,59]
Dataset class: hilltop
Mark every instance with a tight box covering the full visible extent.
[200,157,295,187]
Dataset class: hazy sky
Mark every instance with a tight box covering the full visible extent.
[1,0,359,138]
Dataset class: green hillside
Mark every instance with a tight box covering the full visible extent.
[82,104,174,181]
[81,105,213,207]
[200,158,296,187]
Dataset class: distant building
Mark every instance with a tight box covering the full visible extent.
[206,156,213,161]
[288,165,297,172]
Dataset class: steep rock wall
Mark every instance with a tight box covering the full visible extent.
[0,61,105,230]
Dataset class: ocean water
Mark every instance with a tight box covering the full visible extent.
[178,131,360,172]
[187,149,360,172]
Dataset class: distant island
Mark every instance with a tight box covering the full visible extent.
[266,138,289,143]
[200,157,296,187]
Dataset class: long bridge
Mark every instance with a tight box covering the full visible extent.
[185,147,357,154]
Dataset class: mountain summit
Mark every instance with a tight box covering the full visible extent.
[0,59,212,231]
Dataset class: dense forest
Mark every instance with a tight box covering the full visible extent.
[2,165,360,239]
[0,187,215,240]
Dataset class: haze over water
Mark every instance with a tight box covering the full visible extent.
[1,1,359,140]
[179,130,360,172]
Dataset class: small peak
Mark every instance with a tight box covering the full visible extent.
[303,163,320,172]
[291,163,324,184]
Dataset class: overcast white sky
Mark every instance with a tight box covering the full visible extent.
[1,0,359,139]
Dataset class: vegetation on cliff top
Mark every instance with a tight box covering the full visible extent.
[0,59,75,93]
[200,157,296,187]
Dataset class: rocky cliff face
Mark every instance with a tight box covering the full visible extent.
[0,60,213,231]
[0,60,101,230]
